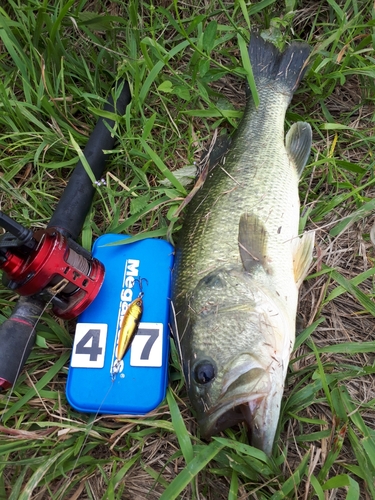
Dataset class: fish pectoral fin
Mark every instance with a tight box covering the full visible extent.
[285,122,312,178]
[238,213,270,273]
[292,231,315,287]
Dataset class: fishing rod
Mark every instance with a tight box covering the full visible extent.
[0,80,131,391]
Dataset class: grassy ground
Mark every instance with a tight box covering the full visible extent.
[0,0,375,498]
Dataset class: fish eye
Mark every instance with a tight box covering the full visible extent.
[194,360,216,385]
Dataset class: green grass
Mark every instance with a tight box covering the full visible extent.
[1,0,375,498]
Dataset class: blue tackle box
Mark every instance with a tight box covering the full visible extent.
[66,234,174,414]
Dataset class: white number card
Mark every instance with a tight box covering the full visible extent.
[71,323,107,368]
[130,323,163,367]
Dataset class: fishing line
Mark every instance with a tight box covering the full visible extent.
[67,332,133,480]
[169,299,183,365]
[68,277,148,482]
[67,379,115,485]
[61,248,91,294]
[0,266,90,420]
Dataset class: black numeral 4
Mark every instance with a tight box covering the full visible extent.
[75,329,102,361]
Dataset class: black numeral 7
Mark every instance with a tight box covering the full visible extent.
[137,328,159,360]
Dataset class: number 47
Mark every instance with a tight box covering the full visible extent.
[74,328,157,362]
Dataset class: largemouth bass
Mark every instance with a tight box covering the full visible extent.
[172,32,314,455]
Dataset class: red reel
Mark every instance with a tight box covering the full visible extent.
[1,228,105,319]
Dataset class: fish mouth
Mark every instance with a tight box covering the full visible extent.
[197,355,282,455]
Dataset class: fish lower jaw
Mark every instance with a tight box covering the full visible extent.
[198,391,267,438]
[198,388,282,456]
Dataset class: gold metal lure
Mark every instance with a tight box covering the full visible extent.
[113,278,148,373]
[115,295,143,362]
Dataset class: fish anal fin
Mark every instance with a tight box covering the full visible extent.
[238,214,269,273]
[293,231,315,287]
[286,122,312,178]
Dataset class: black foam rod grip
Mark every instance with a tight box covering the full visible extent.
[48,80,131,240]
[0,297,45,390]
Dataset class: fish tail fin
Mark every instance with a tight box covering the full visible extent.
[248,32,310,93]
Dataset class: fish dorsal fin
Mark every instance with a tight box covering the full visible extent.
[207,133,232,171]
[238,214,270,273]
[292,231,315,287]
[285,122,312,178]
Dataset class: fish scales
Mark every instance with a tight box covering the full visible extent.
[177,90,299,299]
[172,32,314,455]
